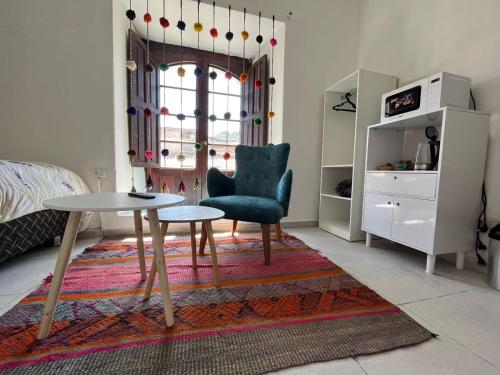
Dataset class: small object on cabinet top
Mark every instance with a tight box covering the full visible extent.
[128,192,156,199]
[376,163,394,171]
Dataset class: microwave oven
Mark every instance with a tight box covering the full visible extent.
[381,72,471,122]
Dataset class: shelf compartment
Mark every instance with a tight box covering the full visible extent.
[321,167,352,197]
[319,196,351,239]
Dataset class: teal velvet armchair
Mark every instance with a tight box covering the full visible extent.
[199,143,293,265]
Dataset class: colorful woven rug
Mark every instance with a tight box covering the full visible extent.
[0,232,431,374]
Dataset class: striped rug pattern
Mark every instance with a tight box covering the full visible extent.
[0,232,431,374]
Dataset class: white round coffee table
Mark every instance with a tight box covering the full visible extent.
[39,192,184,339]
[143,206,225,299]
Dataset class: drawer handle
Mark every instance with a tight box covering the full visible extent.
[396,202,400,206]
[387,201,391,205]
[393,176,397,180]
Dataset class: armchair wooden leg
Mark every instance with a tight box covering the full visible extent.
[199,222,207,255]
[275,222,282,242]
[232,220,238,236]
[261,224,271,266]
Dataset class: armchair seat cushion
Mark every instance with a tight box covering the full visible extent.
[200,195,284,224]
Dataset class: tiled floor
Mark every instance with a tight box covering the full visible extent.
[0,228,499,374]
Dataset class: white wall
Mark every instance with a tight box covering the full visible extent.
[0,0,117,228]
[357,0,500,223]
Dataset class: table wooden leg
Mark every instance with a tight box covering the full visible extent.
[190,222,197,269]
[147,209,175,327]
[144,222,168,300]
[199,222,207,255]
[203,220,220,282]
[38,211,82,339]
[134,210,147,281]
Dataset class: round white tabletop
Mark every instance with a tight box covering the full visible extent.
[145,205,225,223]
[43,192,185,212]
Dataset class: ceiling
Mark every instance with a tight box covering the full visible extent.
[123,0,285,59]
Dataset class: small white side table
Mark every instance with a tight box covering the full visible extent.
[143,206,225,300]
[39,192,184,339]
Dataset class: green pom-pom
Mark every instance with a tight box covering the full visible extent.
[194,143,203,151]
[209,114,217,122]
[254,118,262,125]
[159,63,169,71]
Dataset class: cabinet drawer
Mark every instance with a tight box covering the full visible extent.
[365,172,437,199]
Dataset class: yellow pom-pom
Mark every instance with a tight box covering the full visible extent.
[177,66,186,77]
[241,30,249,40]
[126,60,137,71]
[194,22,203,32]
[176,154,186,163]
[268,111,275,118]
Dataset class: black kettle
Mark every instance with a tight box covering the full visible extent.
[425,126,440,170]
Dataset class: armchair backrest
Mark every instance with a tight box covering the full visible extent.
[234,143,290,199]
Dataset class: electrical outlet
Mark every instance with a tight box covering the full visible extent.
[95,168,107,179]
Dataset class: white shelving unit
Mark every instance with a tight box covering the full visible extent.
[362,107,490,273]
[319,70,397,241]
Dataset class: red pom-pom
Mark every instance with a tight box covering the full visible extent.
[160,107,169,116]
[225,71,232,80]
[143,13,152,23]
[159,17,169,28]
[223,152,231,161]
[270,38,278,47]
[144,108,152,117]
[210,27,218,38]
[255,80,263,89]
[145,150,154,160]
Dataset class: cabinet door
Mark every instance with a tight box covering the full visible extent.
[392,196,436,251]
[362,193,393,238]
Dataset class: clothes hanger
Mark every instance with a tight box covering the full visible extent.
[332,92,356,112]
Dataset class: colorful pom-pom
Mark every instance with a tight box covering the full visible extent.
[176,113,186,121]
[240,110,248,118]
[209,148,216,157]
[144,108,152,117]
[126,9,136,20]
[255,80,263,89]
[256,35,263,44]
[144,64,154,73]
[178,179,186,194]
[225,31,234,41]
[194,66,203,77]
[209,71,217,80]
[209,114,217,122]
[127,106,137,116]
[160,107,169,116]
[268,111,275,118]
[159,63,169,71]
[224,112,231,120]
[225,71,232,80]
[127,149,136,157]
[270,38,278,47]
[194,22,203,32]
[223,152,231,161]
[177,20,186,31]
[241,30,249,40]
[239,73,248,83]
[176,154,186,163]
[194,143,203,151]
[161,148,169,157]
[159,17,170,28]
[177,66,186,77]
[126,60,137,71]
[145,150,154,160]
[144,13,152,23]
[269,77,276,85]
[254,118,262,125]
[194,108,203,117]
[210,27,218,38]
[193,176,201,191]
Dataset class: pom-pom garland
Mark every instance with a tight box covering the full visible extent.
[268,111,275,118]
[160,107,169,116]
[177,66,186,77]
[144,13,152,23]
[159,17,170,28]
[127,106,137,116]
[194,108,203,117]
[270,38,277,47]
[223,152,231,160]
[209,148,216,157]
[269,77,276,85]
[256,35,263,44]
[159,63,169,71]
[177,20,186,31]
[126,9,136,20]
[225,71,232,80]
[239,73,248,83]
[224,112,231,120]
[254,118,262,125]
[209,114,217,122]
[144,64,154,73]
[210,28,218,38]
[127,149,136,157]
[225,31,234,41]
[161,148,169,157]
[240,110,248,118]
[255,80,263,89]
[145,150,154,160]
[241,30,249,40]
[194,22,203,32]
[144,108,153,117]
[209,71,218,80]
[194,143,203,151]
[194,66,203,77]
[126,60,137,71]
[176,154,186,163]
[176,113,186,121]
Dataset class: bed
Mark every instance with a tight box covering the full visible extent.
[0,160,92,263]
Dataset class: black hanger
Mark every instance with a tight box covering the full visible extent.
[332,92,356,112]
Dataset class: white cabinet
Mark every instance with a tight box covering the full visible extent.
[362,107,490,273]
